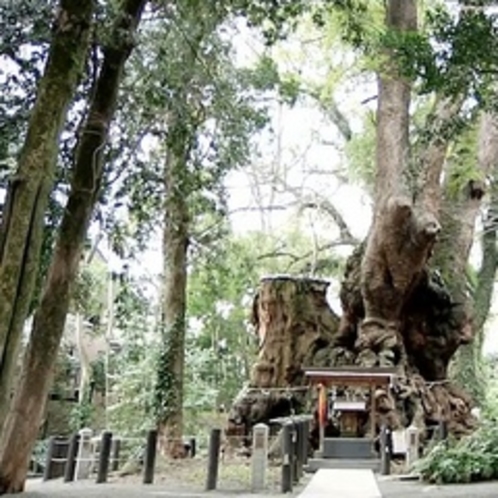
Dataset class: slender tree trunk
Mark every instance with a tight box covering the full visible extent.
[0,1,145,493]
[156,138,190,458]
[445,112,498,398]
[152,17,211,458]
[75,312,91,404]
[0,0,94,428]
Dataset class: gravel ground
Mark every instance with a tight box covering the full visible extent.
[5,479,306,498]
[9,469,498,497]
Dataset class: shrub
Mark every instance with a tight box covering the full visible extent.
[415,422,498,484]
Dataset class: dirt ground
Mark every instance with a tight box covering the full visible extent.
[14,458,498,498]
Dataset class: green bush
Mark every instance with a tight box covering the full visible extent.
[415,423,498,484]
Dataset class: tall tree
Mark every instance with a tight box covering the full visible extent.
[0,0,94,428]
[229,0,498,438]
[0,0,146,492]
[139,4,268,455]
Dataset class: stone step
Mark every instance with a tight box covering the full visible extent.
[305,457,380,473]
[322,437,376,459]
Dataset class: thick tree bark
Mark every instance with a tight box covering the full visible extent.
[227,277,340,438]
[0,0,94,427]
[0,1,146,493]
[359,0,432,376]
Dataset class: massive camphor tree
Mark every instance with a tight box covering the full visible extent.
[229,0,498,440]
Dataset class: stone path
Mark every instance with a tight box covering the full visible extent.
[298,469,381,498]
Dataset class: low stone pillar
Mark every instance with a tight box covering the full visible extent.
[251,423,269,492]
[405,425,419,470]
[75,428,93,480]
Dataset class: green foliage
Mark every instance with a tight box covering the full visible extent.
[106,279,157,435]
[69,401,94,432]
[72,257,108,320]
[416,422,498,484]
[153,316,186,422]
[31,439,48,471]
[445,122,482,198]
[344,111,376,188]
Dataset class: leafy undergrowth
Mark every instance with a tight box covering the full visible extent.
[415,422,498,484]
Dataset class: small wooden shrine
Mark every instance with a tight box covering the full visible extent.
[304,366,396,459]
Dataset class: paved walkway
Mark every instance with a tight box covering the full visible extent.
[298,469,381,498]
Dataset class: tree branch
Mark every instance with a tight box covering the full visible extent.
[300,200,357,242]
[415,95,464,213]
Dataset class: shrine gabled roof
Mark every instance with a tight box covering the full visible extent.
[303,366,397,387]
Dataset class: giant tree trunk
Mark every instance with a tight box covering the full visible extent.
[228,277,340,437]
[0,1,145,493]
[0,0,94,428]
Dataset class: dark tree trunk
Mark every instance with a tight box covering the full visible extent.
[0,0,94,428]
[227,277,340,437]
[0,1,146,493]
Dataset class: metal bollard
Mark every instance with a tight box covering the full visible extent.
[143,430,158,484]
[281,422,293,493]
[206,428,221,491]
[43,436,57,481]
[96,431,112,484]
[64,434,80,482]
[293,422,301,483]
[302,420,310,465]
[296,421,305,481]
[380,424,391,476]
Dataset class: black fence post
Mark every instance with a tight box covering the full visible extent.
[297,421,305,481]
[64,433,80,482]
[43,436,57,481]
[112,438,121,472]
[206,428,221,491]
[380,425,391,476]
[302,420,310,465]
[143,429,158,484]
[281,422,293,493]
[190,437,196,458]
[96,431,113,484]
[293,422,302,483]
